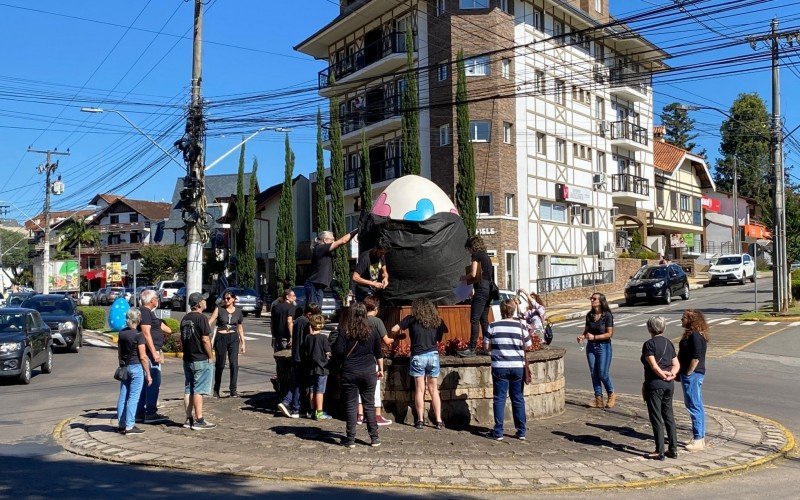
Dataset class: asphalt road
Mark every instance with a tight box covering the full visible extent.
[0,279,797,498]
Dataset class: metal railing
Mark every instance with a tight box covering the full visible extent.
[610,120,648,146]
[99,221,150,232]
[609,67,648,95]
[536,270,614,294]
[324,93,401,140]
[612,173,650,196]
[319,31,412,88]
[344,157,403,191]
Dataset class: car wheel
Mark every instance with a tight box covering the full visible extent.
[750,273,756,283]
[681,284,690,300]
[41,348,53,374]
[19,356,31,385]
[625,299,635,307]
[242,312,249,318]
[740,273,747,285]
[663,289,672,304]
[69,332,82,353]
[255,311,262,318]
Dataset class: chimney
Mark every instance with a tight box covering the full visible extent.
[653,125,666,142]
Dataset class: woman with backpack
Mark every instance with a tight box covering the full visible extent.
[517,288,547,340]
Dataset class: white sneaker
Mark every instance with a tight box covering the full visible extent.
[685,438,705,452]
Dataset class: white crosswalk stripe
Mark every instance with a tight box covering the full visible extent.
[763,322,779,326]
[244,336,259,341]
[740,322,757,326]
[790,322,800,327]
[718,319,737,325]
[706,318,726,324]
[245,332,272,338]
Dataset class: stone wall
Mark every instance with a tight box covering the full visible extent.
[382,349,565,429]
[540,258,655,307]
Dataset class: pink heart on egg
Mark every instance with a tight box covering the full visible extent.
[372,192,392,217]
[450,208,458,214]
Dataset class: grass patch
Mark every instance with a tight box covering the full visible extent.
[737,302,800,321]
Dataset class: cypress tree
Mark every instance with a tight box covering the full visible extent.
[455,51,477,235]
[239,158,258,289]
[315,108,329,232]
[329,83,349,301]
[276,135,296,293]
[234,141,246,264]
[359,131,373,214]
[401,28,421,176]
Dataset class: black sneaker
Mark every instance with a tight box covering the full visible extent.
[192,418,217,430]
[665,450,679,459]
[457,348,476,358]
[144,413,170,424]
[484,431,503,441]
[341,438,356,448]
[370,438,381,448]
[213,391,221,399]
[125,426,145,435]
[182,418,194,429]
[414,420,424,429]
[229,392,240,398]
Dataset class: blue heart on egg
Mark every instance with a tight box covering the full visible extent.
[108,297,131,331]
[403,198,435,222]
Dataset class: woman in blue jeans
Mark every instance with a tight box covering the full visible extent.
[678,309,709,451]
[577,293,616,409]
[116,309,152,435]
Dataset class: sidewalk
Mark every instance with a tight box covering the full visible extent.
[56,389,792,492]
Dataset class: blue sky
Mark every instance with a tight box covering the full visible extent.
[0,0,798,221]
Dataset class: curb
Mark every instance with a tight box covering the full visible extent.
[734,316,800,322]
[54,394,795,493]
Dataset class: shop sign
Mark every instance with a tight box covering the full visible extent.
[555,183,592,205]
[701,196,720,213]
[477,227,496,236]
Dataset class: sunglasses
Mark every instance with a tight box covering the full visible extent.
[224,296,234,301]
[590,297,599,301]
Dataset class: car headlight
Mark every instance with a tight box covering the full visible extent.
[652,281,665,289]
[59,321,76,331]
[0,342,22,354]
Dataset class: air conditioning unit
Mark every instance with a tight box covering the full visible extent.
[570,205,583,217]
[604,242,616,252]
[610,206,620,217]
[592,173,606,186]
[601,250,615,259]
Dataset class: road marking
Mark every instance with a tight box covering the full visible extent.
[740,322,757,326]
[707,318,726,324]
[791,322,800,327]
[718,319,737,325]
[720,323,795,358]
[84,338,113,347]
[244,332,272,338]
[244,336,259,341]
[763,322,779,326]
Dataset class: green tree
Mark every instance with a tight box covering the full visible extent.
[140,244,187,282]
[785,187,800,269]
[660,102,700,152]
[329,84,349,300]
[238,158,259,289]
[455,51,477,235]
[359,131,373,214]
[315,108,329,232]
[234,140,247,253]
[401,29,421,176]
[276,135,296,293]
[0,228,31,282]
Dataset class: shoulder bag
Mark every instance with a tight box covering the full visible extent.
[114,339,133,382]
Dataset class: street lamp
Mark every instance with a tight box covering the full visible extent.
[204,127,292,172]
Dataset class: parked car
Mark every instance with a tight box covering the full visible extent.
[171,287,187,311]
[708,253,756,286]
[21,294,84,353]
[123,288,135,306]
[155,280,185,308]
[104,287,126,305]
[217,287,263,318]
[0,308,53,384]
[78,292,94,306]
[0,292,5,307]
[625,264,690,305]
[291,286,342,320]
[92,288,109,306]
[5,292,35,308]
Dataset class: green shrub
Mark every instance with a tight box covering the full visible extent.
[78,306,107,331]
[162,317,179,332]
[162,332,182,353]
[631,249,660,260]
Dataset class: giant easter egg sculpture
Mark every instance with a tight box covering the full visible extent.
[108,297,131,331]
[359,175,470,305]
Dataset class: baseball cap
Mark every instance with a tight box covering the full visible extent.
[188,292,208,308]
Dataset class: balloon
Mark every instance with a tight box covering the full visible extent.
[108,297,131,331]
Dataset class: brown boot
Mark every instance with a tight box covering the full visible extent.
[606,392,617,408]
[590,395,604,408]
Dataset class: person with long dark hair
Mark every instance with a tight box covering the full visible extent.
[459,235,493,357]
[577,293,616,409]
[208,290,246,398]
[641,316,679,460]
[678,309,709,452]
[332,302,383,447]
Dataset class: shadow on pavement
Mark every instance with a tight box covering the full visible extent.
[551,430,647,456]
[585,422,653,441]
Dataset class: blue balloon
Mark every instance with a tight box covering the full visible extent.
[108,297,131,331]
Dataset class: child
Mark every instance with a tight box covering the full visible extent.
[302,314,332,420]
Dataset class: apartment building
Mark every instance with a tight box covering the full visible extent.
[296,0,667,292]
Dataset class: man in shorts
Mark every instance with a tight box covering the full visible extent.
[180,292,217,430]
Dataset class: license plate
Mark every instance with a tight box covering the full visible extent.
[242,306,254,311]
[636,293,647,298]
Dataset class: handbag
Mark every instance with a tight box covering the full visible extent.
[544,322,554,345]
[113,341,133,382]
[519,321,532,385]
[489,281,500,302]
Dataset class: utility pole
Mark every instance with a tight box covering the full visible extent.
[29,148,69,294]
[732,156,739,253]
[0,204,7,292]
[176,0,207,309]
[746,19,800,313]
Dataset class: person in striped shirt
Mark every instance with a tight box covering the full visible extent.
[484,298,532,441]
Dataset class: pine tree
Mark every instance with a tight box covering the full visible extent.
[455,51,477,235]
[329,84,349,301]
[276,135,296,294]
[660,103,700,151]
[401,28,421,176]
[239,158,258,289]
[315,108,329,232]
[234,140,246,255]
[359,131,373,214]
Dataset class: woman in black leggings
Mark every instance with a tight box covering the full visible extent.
[208,291,245,398]
[459,235,493,357]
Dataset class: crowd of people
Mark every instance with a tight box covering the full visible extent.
[113,231,709,457]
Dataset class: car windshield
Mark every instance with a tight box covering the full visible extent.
[22,298,73,314]
[0,313,25,332]
[716,256,742,265]
[228,288,257,297]
[635,267,668,280]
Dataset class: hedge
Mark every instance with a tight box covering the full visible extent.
[78,306,107,331]
[161,317,181,353]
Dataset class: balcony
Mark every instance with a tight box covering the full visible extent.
[99,221,150,233]
[318,31,413,94]
[612,173,650,204]
[344,157,403,192]
[609,121,649,152]
[609,68,649,102]
[324,94,401,146]
[102,242,145,253]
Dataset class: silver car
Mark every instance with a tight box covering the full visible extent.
[218,288,263,318]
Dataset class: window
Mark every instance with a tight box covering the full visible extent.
[594,97,605,119]
[503,122,513,144]
[436,0,446,16]
[500,0,510,14]
[595,0,603,13]
[530,6,544,31]
[505,252,518,291]
[669,191,678,209]
[469,120,491,142]
[556,139,566,163]
[578,207,593,226]
[130,233,142,244]
[574,144,591,160]
[595,42,606,63]
[656,186,665,206]
[345,214,359,232]
[439,124,451,146]
[536,132,546,156]
[572,86,591,105]
[460,0,489,10]
[465,55,490,76]
[110,215,119,224]
[680,194,691,212]
[501,59,511,79]
[540,201,567,223]
[693,197,702,225]
[110,254,122,263]
[535,70,545,94]
[437,63,448,81]
[504,194,515,216]
[476,194,492,215]
[596,152,606,172]
[555,79,565,105]
[129,213,139,223]
[571,30,591,52]
[553,20,565,42]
